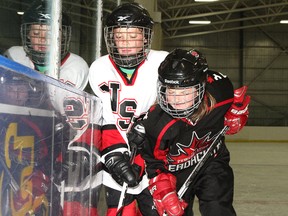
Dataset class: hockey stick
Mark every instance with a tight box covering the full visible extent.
[177,125,229,199]
[116,121,145,216]
[162,126,229,216]
[116,143,138,216]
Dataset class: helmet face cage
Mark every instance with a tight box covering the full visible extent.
[20,0,72,66]
[104,25,152,67]
[157,81,205,118]
[104,3,154,68]
[157,48,208,118]
[21,22,71,66]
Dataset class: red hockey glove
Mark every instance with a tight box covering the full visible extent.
[148,173,187,216]
[225,86,251,135]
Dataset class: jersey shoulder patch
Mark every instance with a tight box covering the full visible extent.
[206,70,234,103]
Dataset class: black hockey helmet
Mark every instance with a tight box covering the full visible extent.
[21,0,72,65]
[104,3,154,68]
[157,48,208,118]
[105,3,154,29]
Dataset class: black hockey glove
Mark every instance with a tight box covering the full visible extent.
[105,151,139,187]
[127,122,146,154]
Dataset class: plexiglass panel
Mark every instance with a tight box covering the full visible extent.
[0,55,102,215]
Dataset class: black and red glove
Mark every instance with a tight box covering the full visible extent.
[127,122,146,154]
[225,86,251,135]
[148,173,187,216]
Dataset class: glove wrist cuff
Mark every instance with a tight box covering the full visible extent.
[159,190,175,201]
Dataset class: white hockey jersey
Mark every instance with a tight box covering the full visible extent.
[89,49,168,194]
[4,46,89,91]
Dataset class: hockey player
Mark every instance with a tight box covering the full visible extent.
[88,3,168,215]
[4,0,88,91]
[127,49,250,216]
[3,2,101,214]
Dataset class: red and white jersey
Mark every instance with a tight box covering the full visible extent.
[4,46,89,91]
[89,49,168,193]
[89,50,168,143]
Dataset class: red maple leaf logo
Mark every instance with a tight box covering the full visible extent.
[167,131,215,164]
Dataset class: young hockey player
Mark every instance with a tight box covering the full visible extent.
[127,48,250,216]
[88,2,168,215]
[4,0,88,91]
[2,1,98,213]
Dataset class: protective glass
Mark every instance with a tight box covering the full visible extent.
[0,74,45,107]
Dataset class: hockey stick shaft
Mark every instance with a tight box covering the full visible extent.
[116,141,138,216]
[116,182,128,215]
[177,126,229,199]
[163,126,229,216]
[116,123,146,216]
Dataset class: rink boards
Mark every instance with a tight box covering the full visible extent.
[0,55,102,215]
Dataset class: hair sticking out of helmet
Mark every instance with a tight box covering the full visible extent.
[104,3,154,68]
[157,48,208,118]
[21,0,72,66]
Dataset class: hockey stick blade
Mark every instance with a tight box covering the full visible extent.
[177,126,229,199]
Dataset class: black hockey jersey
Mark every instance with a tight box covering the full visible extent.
[141,70,234,180]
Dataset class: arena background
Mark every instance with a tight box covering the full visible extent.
[0,0,287,215]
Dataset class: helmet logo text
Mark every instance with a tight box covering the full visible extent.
[39,13,51,20]
[117,16,130,22]
[164,79,179,84]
